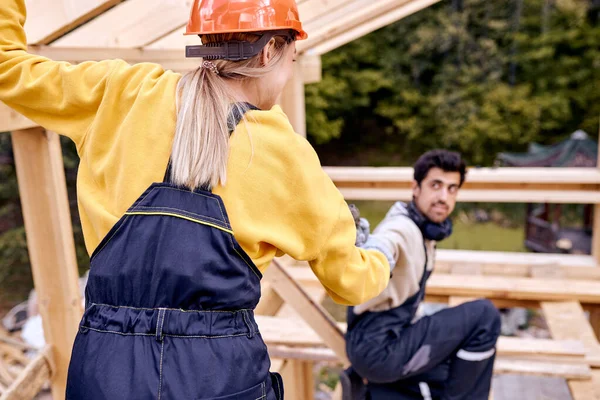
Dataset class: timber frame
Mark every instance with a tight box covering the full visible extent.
[1,1,599,399]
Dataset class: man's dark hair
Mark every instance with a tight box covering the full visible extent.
[413,150,467,187]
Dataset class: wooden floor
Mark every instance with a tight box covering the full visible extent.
[493,375,573,400]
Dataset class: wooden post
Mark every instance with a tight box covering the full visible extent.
[264,260,349,364]
[11,128,83,399]
[279,360,315,400]
[592,121,600,339]
[279,58,306,137]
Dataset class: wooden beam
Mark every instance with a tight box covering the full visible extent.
[337,187,600,203]
[1,346,53,400]
[302,0,442,55]
[11,129,83,399]
[29,46,192,71]
[324,166,600,184]
[298,0,348,23]
[25,0,124,45]
[492,359,589,380]
[300,54,322,85]
[593,204,600,266]
[541,301,600,366]
[279,360,315,400]
[52,0,189,48]
[326,166,600,203]
[143,26,197,50]
[426,274,600,305]
[541,301,600,398]
[255,282,285,316]
[267,345,340,363]
[279,252,600,285]
[263,261,348,364]
[0,104,38,132]
[259,314,588,362]
[436,249,595,268]
[298,0,414,53]
[568,369,600,400]
[593,120,600,265]
[279,61,306,137]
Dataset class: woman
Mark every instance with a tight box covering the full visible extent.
[0,0,399,399]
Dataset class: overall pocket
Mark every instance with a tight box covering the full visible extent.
[198,380,266,400]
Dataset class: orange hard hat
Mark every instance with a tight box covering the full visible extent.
[185,0,307,40]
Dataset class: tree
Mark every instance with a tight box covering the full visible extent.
[306,0,600,166]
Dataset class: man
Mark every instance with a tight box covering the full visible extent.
[343,150,501,400]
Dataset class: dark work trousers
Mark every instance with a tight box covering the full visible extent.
[346,299,501,400]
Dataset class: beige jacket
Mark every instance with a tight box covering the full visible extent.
[353,202,436,315]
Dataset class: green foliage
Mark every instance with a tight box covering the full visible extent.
[307,0,600,166]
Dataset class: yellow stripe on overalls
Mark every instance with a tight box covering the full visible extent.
[124,212,234,235]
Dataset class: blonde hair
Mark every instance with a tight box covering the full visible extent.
[170,32,292,190]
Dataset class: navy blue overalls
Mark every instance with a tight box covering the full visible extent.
[66,107,284,400]
[345,234,501,399]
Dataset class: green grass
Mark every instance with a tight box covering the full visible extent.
[438,220,527,252]
[351,200,527,253]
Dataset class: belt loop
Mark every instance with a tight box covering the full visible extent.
[156,308,167,342]
[241,310,256,338]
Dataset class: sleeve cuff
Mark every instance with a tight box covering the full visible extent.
[362,236,396,272]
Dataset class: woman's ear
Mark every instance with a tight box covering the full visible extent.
[261,38,276,65]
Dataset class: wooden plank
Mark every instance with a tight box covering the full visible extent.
[305,0,442,55]
[25,0,124,45]
[53,0,189,48]
[28,46,193,72]
[590,307,600,344]
[268,345,591,380]
[500,337,586,360]
[270,359,285,373]
[594,127,600,265]
[299,55,322,85]
[298,0,348,22]
[323,166,600,185]
[428,295,539,310]
[0,346,52,400]
[279,61,306,137]
[11,129,83,399]
[493,359,590,380]
[441,262,600,281]
[263,261,348,364]
[0,104,38,132]
[337,187,600,204]
[448,296,479,307]
[257,314,339,348]
[267,346,339,363]
[298,0,418,53]
[279,360,314,400]
[427,274,600,305]
[259,314,587,362]
[436,249,596,271]
[542,301,600,367]
[282,264,600,305]
[569,379,599,400]
[256,282,285,316]
[277,285,327,319]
